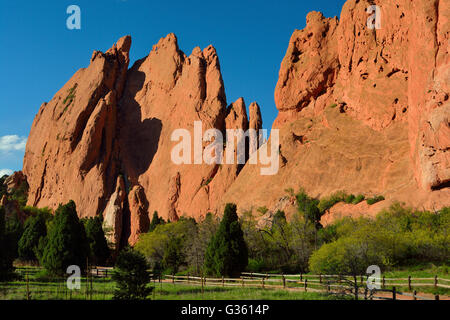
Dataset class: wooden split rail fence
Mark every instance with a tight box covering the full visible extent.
[163,272,449,300]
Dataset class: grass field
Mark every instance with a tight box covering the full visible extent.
[0,266,346,300]
[0,264,448,300]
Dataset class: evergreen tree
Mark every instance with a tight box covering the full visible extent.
[40,200,89,275]
[112,248,153,300]
[83,216,110,265]
[5,211,23,262]
[204,203,248,277]
[148,211,165,232]
[18,211,49,261]
[0,206,15,280]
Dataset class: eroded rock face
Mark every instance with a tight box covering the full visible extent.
[22,0,449,242]
[4,171,28,194]
[221,0,449,223]
[24,34,258,244]
[23,36,131,222]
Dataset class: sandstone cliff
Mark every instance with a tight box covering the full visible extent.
[23,34,262,245]
[22,0,449,244]
[221,0,449,223]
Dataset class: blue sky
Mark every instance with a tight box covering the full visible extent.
[0,0,345,174]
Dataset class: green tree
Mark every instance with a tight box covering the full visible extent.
[162,236,184,274]
[0,175,7,199]
[40,200,89,275]
[148,211,165,232]
[5,211,23,262]
[112,248,153,300]
[0,206,15,280]
[18,210,50,261]
[204,203,248,277]
[83,216,110,266]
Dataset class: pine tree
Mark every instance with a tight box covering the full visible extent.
[204,203,248,277]
[0,206,15,280]
[40,200,89,275]
[112,248,153,300]
[18,211,49,261]
[83,216,110,266]
[149,211,165,232]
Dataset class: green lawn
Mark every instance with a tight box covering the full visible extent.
[1,264,447,300]
[0,266,346,300]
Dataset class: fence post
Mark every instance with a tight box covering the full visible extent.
[242,277,244,288]
[392,286,396,300]
[435,295,439,301]
[408,276,411,291]
[319,274,322,284]
[364,287,367,300]
[360,275,364,285]
[187,274,190,284]
[413,290,417,300]
[282,274,286,288]
[222,276,225,287]
[201,277,204,294]
[304,279,308,292]
[300,273,302,282]
[172,274,175,284]
[434,275,438,288]
[262,278,265,289]
[382,275,385,288]
[26,271,30,301]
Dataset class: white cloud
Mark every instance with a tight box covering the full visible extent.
[0,169,13,177]
[0,135,27,153]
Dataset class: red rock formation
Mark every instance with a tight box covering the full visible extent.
[22,0,449,242]
[24,33,259,244]
[221,0,449,224]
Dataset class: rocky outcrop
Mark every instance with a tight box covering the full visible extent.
[4,171,28,194]
[23,36,131,223]
[22,0,449,242]
[24,33,260,244]
[221,0,449,223]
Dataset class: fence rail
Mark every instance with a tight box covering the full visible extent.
[164,272,449,300]
[3,267,448,300]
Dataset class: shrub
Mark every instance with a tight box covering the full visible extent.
[112,248,153,300]
[352,194,365,204]
[344,194,355,204]
[317,191,347,213]
[366,195,385,205]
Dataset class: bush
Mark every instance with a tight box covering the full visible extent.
[366,195,385,205]
[344,194,355,204]
[112,248,153,300]
[204,203,248,277]
[309,236,384,275]
[352,194,365,204]
[317,191,347,213]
